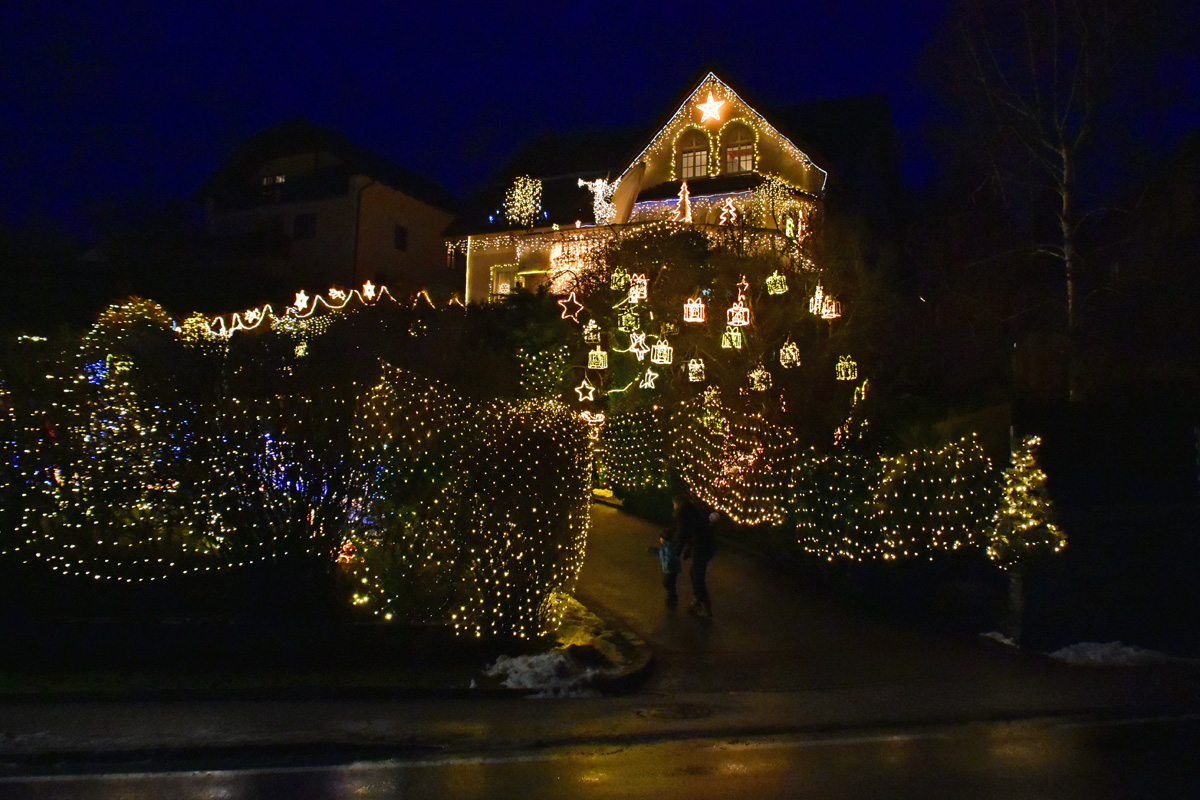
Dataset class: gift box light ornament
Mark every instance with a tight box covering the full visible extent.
[628,273,648,302]
[726,299,750,327]
[587,346,609,370]
[766,271,788,295]
[687,358,706,382]
[610,267,630,292]
[820,297,842,320]
[779,339,801,368]
[836,355,858,381]
[684,297,705,323]
[721,326,744,349]
[651,338,673,365]
[748,364,772,391]
[618,308,640,332]
[583,319,601,344]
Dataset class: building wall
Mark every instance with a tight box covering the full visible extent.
[354,181,456,293]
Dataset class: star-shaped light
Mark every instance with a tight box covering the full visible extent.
[639,369,658,389]
[629,331,651,361]
[737,274,750,298]
[558,291,584,322]
[362,280,376,300]
[696,91,725,122]
[293,290,309,311]
[576,378,597,402]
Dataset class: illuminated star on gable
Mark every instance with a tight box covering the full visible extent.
[362,280,376,300]
[575,378,597,402]
[629,332,651,361]
[558,291,584,322]
[696,91,725,122]
[639,369,658,389]
[293,290,309,311]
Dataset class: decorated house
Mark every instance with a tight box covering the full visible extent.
[448,72,838,303]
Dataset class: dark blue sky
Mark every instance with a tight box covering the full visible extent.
[2,0,1196,238]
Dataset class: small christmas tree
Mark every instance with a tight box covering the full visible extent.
[985,434,1066,644]
[671,182,692,222]
[985,435,1066,569]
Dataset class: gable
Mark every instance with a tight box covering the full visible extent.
[618,73,828,198]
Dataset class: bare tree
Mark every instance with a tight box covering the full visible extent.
[948,0,1175,400]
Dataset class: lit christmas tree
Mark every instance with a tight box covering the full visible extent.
[984,434,1066,644]
[984,435,1066,569]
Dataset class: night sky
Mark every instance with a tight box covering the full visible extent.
[2,0,1197,238]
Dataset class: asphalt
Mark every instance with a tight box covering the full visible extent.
[1,500,1198,774]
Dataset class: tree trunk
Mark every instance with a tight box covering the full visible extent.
[1061,146,1082,402]
[1005,567,1025,644]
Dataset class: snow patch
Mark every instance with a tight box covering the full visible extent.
[1048,641,1198,666]
[981,631,1018,647]
[485,652,601,698]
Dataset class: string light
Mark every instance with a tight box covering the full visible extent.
[836,355,858,381]
[504,175,542,228]
[684,297,706,323]
[587,346,609,370]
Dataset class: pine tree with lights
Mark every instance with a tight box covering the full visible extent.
[984,434,1066,642]
[985,435,1065,568]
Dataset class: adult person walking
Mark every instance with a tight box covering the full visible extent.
[673,493,717,617]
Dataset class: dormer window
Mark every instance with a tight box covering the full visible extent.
[261,174,286,185]
[677,129,709,179]
[724,124,755,174]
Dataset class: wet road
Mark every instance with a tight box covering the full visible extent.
[4,716,1197,799]
[577,503,1052,694]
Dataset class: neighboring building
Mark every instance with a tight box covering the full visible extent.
[196,119,459,295]
[446,72,898,304]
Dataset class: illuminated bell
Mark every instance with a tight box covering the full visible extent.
[720,326,743,349]
[587,346,608,370]
[766,271,788,295]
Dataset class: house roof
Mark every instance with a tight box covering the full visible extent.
[446,74,904,237]
[195,118,460,213]
[442,127,649,237]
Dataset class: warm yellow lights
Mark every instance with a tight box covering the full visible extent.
[684,297,706,322]
[836,355,858,381]
[587,346,609,370]
[696,91,726,122]
[504,175,542,228]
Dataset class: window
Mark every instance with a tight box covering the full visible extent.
[394,224,408,252]
[293,212,317,239]
[677,129,709,179]
[261,174,286,185]
[724,124,755,174]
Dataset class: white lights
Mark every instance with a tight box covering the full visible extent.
[696,90,726,122]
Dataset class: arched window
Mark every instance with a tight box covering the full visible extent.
[724,124,755,174]
[677,129,709,179]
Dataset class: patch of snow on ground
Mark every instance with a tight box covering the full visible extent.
[981,631,1017,647]
[1048,641,1198,666]
[485,652,600,698]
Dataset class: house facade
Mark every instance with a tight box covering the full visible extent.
[447,73,829,303]
[197,119,459,295]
